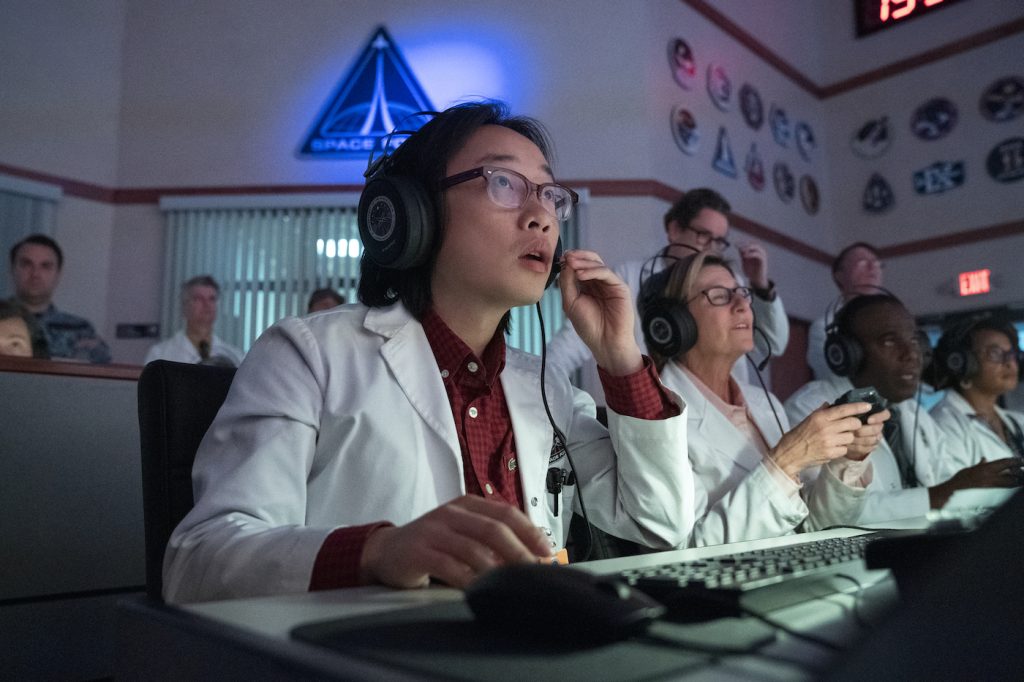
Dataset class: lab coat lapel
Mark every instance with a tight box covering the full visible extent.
[365,306,462,468]
[679,367,762,473]
[744,385,784,448]
[501,359,553,523]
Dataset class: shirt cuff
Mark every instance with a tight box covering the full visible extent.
[598,355,680,420]
[826,457,873,489]
[762,455,803,498]
[752,280,776,301]
[309,522,394,591]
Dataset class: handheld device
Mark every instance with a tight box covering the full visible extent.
[833,386,886,424]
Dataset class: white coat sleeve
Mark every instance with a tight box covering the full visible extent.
[687,463,806,547]
[806,316,832,380]
[163,318,335,604]
[565,385,695,549]
[750,291,790,362]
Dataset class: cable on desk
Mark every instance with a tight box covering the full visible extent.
[637,629,830,677]
[819,522,909,532]
[737,605,845,652]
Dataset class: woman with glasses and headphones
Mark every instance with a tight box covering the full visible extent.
[930,317,1024,466]
[641,252,887,546]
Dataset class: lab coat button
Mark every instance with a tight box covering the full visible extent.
[467,361,479,373]
[468,406,479,418]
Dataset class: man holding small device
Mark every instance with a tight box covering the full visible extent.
[786,294,1022,523]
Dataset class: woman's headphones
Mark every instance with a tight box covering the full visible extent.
[638,250,700,358]
[932,314,1019,387]
[357,151,563,288]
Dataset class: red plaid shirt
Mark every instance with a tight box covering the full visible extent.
[310,309,678,590]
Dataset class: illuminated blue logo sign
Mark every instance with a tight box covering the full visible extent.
[299,27,435,158]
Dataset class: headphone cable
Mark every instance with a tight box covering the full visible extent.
[536,301,593,562]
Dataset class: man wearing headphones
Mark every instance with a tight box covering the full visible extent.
[546,188,789,391]
[806,242,884,379]
[163,101,694,603]
[785,294,1021,523]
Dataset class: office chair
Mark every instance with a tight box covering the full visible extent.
[137,359,236,601]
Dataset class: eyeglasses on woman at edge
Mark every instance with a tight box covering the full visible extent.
[690,285,752,306]
[980,346,1021,365]
[441,166,579,221]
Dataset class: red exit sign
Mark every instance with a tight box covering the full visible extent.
[855,0,966,38]
[958,269,991,297]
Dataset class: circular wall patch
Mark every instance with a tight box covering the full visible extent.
[910,97,958,141]
[769,105,792,147]
[706,63,732,112]
[739,83,763,130]
[851,116,891,159]
[668,38,697,90]
[795,122,816,161]
[773,162,795,203]
[670,105,700,155]
[799,175,820,214]
[986,137,1024,183]
[980,76,1024,123]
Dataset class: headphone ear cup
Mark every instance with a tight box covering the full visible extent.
[641,299,698,358]
[546,237,563,290]
[358,175,435,270]
[824,329,862,377]
[945,348,979,382]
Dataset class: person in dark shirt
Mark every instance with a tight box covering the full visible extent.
[9,234,111,363]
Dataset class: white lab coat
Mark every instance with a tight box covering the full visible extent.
[784,375,963,523]
[930,390,1024,467]
[164,303,694,603]
[143,329,244,367]
[805,315,834,380]
[546,258,790,387]
[659,363,867,547]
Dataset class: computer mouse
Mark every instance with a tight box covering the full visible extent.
[465,564,666,645]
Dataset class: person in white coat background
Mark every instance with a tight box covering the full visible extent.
[163,101,695,604]
[143,275,244,367]
[546,188,789,392]
[929,315,1024,465]
[642,251,883,547]
[805,242,884,380]
[785,294,1021,524]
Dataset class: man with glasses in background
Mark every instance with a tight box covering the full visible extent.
[547,187,789,386]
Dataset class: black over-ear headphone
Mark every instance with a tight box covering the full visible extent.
[934,313,1019,386]
[824,290,931,377]
[823,316,863,377]
[940,320,981,384]
[638,253,699,358]
[358,154,437,271]
[357,153,563,288]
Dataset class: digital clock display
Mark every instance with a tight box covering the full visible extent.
[855,0,967,38]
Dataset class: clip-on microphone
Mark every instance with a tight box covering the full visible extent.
[545,466,576,517]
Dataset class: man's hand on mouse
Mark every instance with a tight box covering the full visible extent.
[358,495,555,589]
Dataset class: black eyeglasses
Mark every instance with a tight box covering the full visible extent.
[441,166,579,221]
[690,285,752,306]
[683,224,731,252]
[981,347,1021,365]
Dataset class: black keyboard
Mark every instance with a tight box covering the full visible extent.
[613,533,893,621]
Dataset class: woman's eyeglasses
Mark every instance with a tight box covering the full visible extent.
[690,285,752,306]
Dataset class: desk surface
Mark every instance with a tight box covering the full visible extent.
[117,521,929,680]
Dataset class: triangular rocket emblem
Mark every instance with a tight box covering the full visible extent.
[299,26,435,158]
[712,127,737,178]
